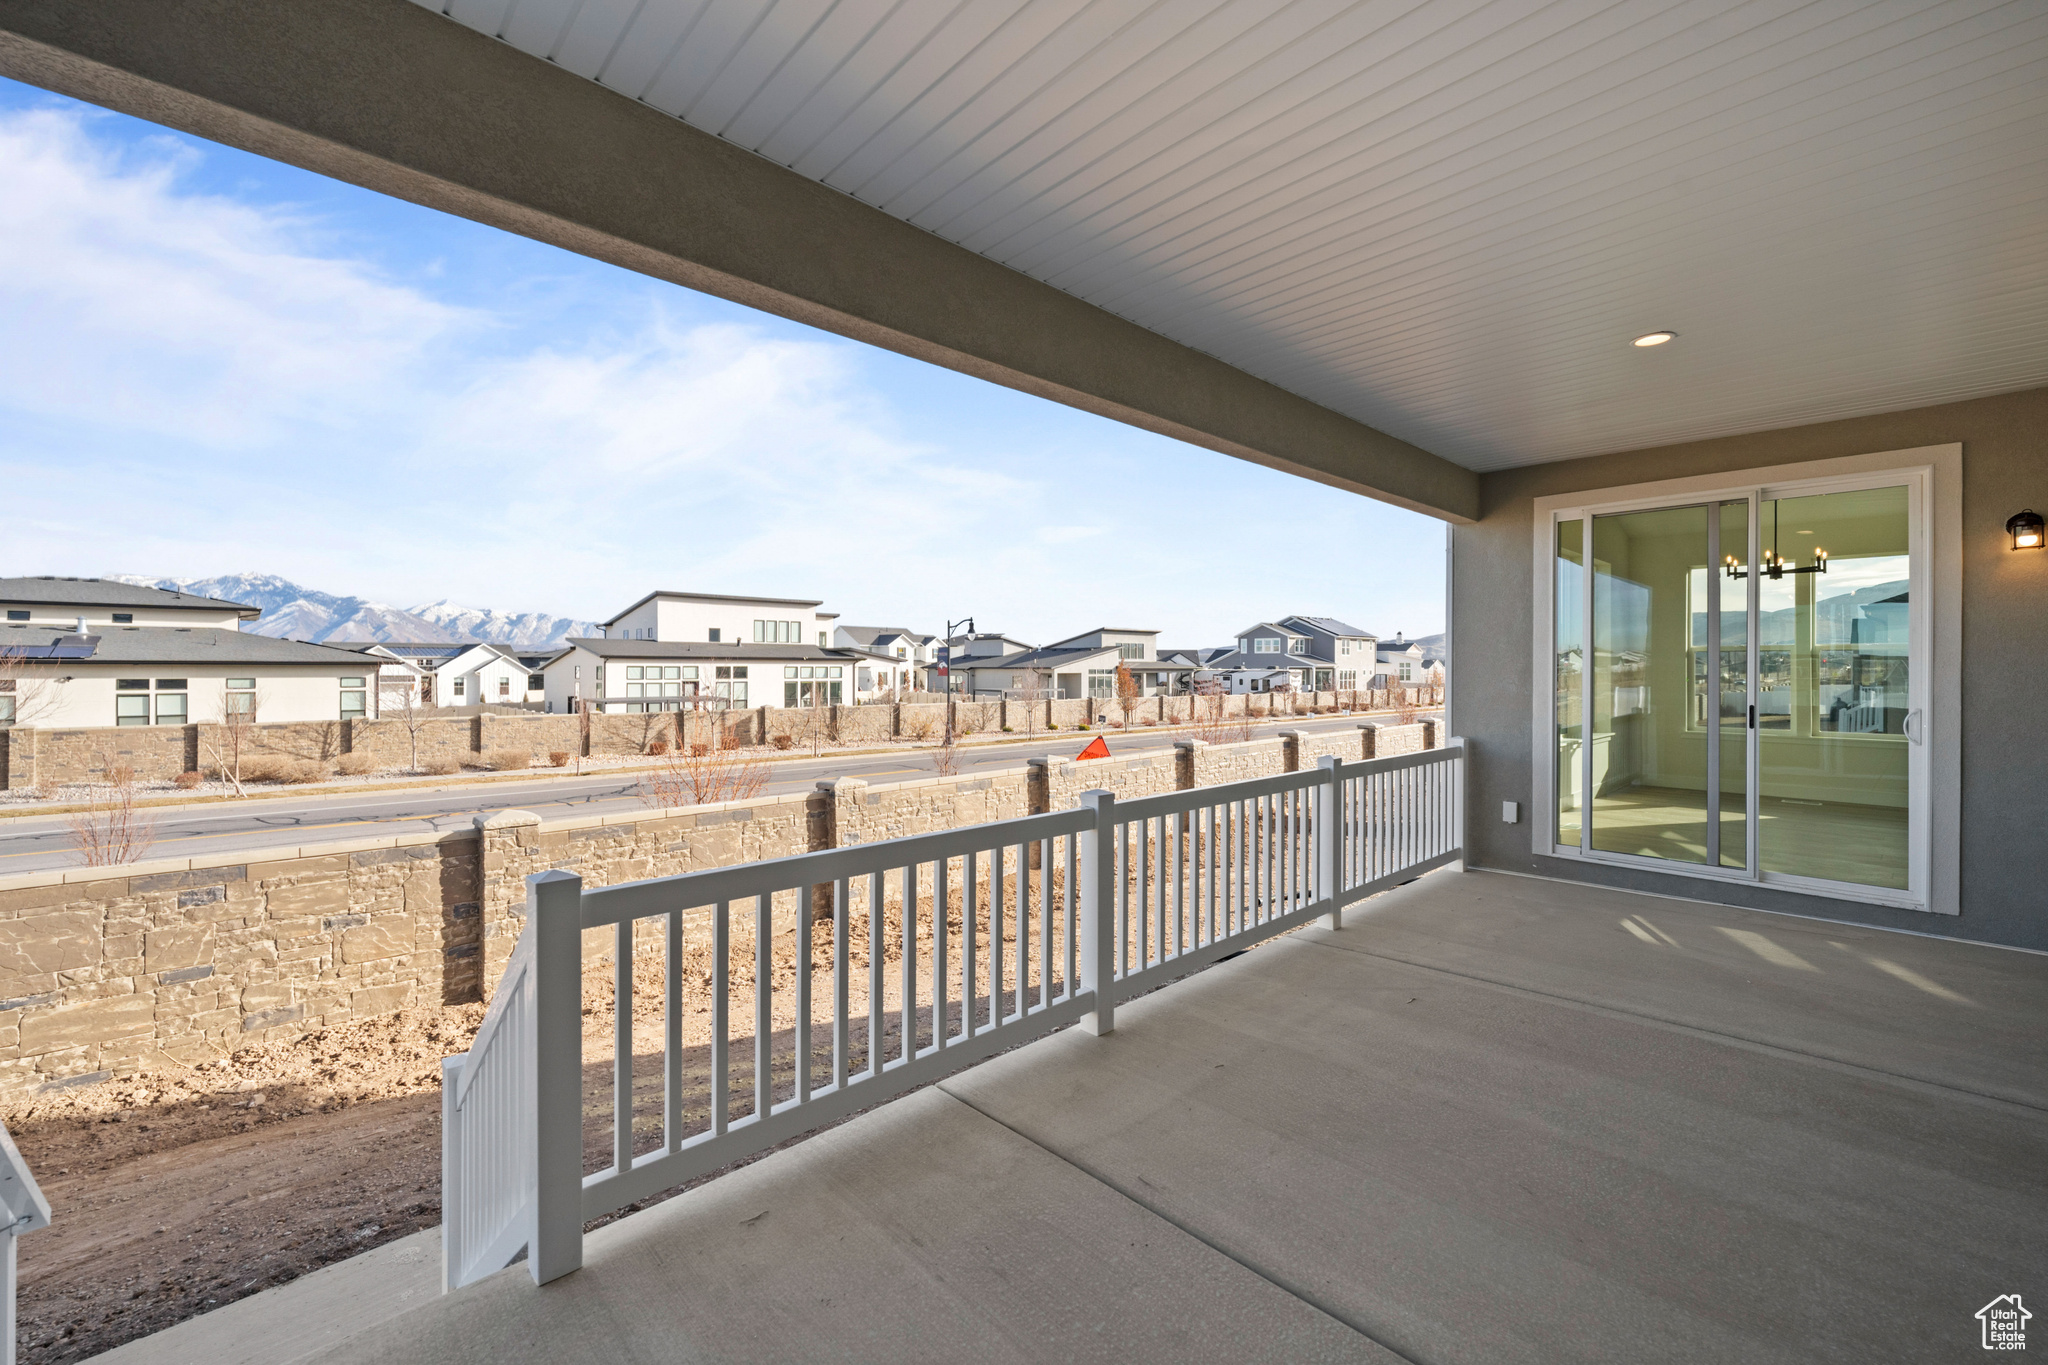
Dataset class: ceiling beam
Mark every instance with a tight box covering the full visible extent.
[0,0,1478,521]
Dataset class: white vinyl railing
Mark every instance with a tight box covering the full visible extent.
[442,740,1464,1290]
[0,1119,51,1365]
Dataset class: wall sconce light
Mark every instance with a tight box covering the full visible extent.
[2008,509,2045,550]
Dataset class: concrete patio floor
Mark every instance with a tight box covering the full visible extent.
[107,869,2048,1364]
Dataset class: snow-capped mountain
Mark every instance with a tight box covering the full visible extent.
[108,574,595,648]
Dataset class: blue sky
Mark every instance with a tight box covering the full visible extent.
[0,76,1446,644]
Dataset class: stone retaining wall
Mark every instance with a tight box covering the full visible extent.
[0,722,1436,1095]
[0,689,1445,790]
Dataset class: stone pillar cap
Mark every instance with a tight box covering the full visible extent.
[475,809,542,830]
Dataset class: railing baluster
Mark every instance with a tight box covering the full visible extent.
[1063,833,1077,999]
[992,844,1007,1026]
[1115,822,1128,980]
[867,871,884,1077]
[1137,816,1151,969]
[754,893,771,1122]
[832,878,849,1090]
[614,919,633,1173]
[901,861,918,1062]
[1014,842,1028,1021]
[935,855,951,1047]
[964,850,979,1035]
[711,900,729,1137]
[797,886,813,1105]
[1038,837,1052,1009]
[665,910,682,1154]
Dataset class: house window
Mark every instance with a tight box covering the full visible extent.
[340,687,365,720]
[1118,643,1144,660]
[156,678,186,690]
[453,678,465,698]
[1399,662,1413,681]
[116,678,149,690]
[1338,670,1357,691]
[1087,668,1116,699]
[712,664,748,708]
[116,694,150,725]
[1254,637,1281,653]
[1290,639,1309,655]
[225,678,256,716]
[112,613,132,624]
[4,611,25,621]
[497,677,510,698]
[708,628,720,643]
[0,693,13,726]
[528,673,546,690]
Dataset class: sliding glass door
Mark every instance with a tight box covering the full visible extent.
[1552,477,1921,902]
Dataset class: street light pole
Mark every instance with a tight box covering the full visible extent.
[941,616,974,747]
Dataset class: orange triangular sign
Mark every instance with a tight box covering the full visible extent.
[1077,735,1110,761]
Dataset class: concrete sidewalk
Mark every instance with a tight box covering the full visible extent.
[112,871,2047,1363]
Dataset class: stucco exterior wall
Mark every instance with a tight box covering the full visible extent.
[1451,383,2048,949]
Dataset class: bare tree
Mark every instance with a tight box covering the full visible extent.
[1010,676,1048,739]
[66,753,159,865]
[390,684,435,773]
[931,737,961,777]
[198,682,265,796]
[0,643,61,730]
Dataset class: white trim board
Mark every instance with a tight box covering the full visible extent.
[1525,444,1961,917]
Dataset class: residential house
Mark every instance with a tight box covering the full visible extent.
[833,625,937,696]
[541,640,872,713]
[933,633,1035,693]
[0,577,378,728]
[942,628,1192,702]
[543,589,876,712]
[359,643,541,709]
[1197,616,1379,694]
[601,590,839,649]
[1372,635,1441,691]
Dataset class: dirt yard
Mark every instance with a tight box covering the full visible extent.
[1,866,1099,1363]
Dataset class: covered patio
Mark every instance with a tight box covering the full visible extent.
[108,868,2047,1364]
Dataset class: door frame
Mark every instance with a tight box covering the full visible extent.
[1528,444,1960,916]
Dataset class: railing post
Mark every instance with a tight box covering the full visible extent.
[1316,755,1343,929]
[3,1224,14,1365]
[528,869,585,1285]
[439,1054,464,1293]
[1079,789,1116,1037]
[1450,737,1468,872]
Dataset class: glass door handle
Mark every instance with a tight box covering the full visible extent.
[1904,709,1923,744]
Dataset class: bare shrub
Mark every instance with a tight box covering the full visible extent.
[639,738,770,809]
[336,752,377,776]
[485,748,532,771]
[1188,682,1256,745]
[173,771,204,790]
[932,740,960,777]
[66,761,158,866]
[648,740,668,756]
[548,750,570,768]
[772,734,794,751]
[423,758,460,776]
[200,683,264,796]
[903,712,935,741]
[276,760,329,785]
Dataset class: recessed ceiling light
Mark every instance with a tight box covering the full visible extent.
[1633,331,1677,347]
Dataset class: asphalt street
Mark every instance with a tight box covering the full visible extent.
[0,712,1427,874]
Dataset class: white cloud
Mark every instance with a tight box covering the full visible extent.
[0,106,465,446]
[0,97,1448,642]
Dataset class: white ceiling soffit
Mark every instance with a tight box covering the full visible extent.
[412,0,2048,472]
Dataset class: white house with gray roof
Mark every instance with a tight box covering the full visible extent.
[0,577,385,729]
